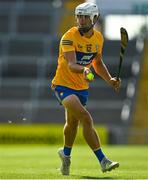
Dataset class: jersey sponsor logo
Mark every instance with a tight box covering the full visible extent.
[62,40,73,45]
[77,61,92,65]
[76,51,97,65]
[81,54,93,61]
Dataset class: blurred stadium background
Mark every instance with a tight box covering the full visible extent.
[0,0,147,145]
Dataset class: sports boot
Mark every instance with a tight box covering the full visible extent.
[101,157,119,172]
[58,148,71,175]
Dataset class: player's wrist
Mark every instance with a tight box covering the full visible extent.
[83,67,90,75]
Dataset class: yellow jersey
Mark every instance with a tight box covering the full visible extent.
[52,26,104,90]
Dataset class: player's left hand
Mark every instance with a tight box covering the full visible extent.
[109,77,121,92]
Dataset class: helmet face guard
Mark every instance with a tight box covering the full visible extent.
[75,3,99,34]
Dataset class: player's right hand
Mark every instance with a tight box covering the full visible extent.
[83,67,94,82]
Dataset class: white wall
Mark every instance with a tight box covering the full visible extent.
[86,0,148,15]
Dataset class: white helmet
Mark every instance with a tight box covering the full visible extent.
[75,2,99,23]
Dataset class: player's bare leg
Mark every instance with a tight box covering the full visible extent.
[63,95,100,150]
[58,108,79,175]
[62,94,119,172]
[64,109,79,147]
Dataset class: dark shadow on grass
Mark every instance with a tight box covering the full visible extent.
[71,175,113,179]
[81,176,113,179]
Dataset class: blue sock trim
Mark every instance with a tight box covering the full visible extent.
[63,146,72,156]
[94,148,105,163]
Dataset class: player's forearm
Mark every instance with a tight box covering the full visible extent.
[68,62,84,73]
[64,51,84,73]
[96,61,112,84]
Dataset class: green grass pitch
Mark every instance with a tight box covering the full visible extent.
[0,145,148,179]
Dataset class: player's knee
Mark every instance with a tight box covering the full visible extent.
[66,120,79,130]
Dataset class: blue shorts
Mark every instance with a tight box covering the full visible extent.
[53,85,88,106]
